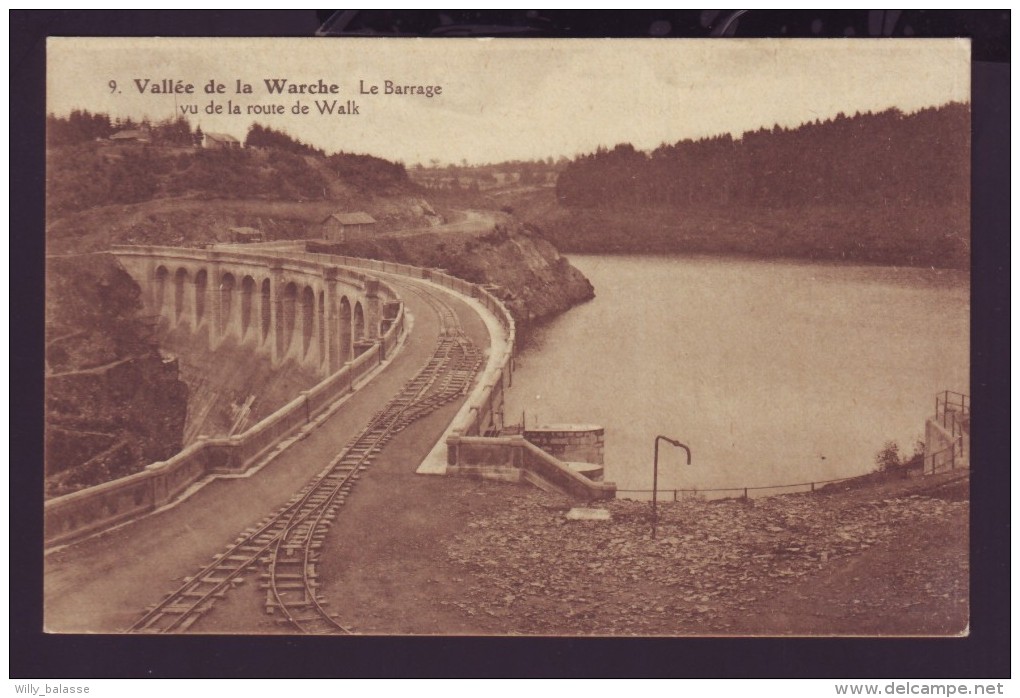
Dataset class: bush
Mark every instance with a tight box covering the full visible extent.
[875,441,902,472]
[875,439,926,472]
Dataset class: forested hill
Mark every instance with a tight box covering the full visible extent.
[557,104,968,210]
[522,103,969,269]
[45,113,413,219]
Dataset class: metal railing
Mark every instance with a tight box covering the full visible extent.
[618,390,971,501]
[931,390,969,474]
[936,390,969,430]
[617,440,968,501]
[616,473,865,501]
[925,434,967,476]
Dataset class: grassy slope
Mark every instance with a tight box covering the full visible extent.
[45,143,431,254]
[502,186,970,270]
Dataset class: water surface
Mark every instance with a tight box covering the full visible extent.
[504,254,969,496]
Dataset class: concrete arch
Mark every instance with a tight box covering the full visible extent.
[282,282,298,354]
[220,272,236,335]
[154,265,169,314]
[300,285,315,357]
[173,268,189,323]
[116,250,396,377]
[317,290,326,367]
[353,301,366,345]
[194,269,208,325]
[260,278,272,343]
[240,276,256,340]
[339,296,352,363]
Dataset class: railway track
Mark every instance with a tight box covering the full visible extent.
[129,281,483,634]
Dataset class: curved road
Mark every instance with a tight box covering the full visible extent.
[43,276,491,633]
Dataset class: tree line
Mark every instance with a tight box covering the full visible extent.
[47,110,202,147]
[46,112,414,217]
[555,103,969,211]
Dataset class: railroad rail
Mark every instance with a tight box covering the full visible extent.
[129,281,483,634]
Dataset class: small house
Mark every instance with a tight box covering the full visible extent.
[320,212,377,242]
[203,132,241,150]
[109,129,151,144]
[228,226,264,243]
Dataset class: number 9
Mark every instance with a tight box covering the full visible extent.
[109,80,117,93]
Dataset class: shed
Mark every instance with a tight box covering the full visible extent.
[203,132,241,149]
[320,212,377,242]
[228,226,264,243]
[109,129,151,144]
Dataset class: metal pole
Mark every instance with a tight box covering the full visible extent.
[652,437,660,539]
[651,435,691,540]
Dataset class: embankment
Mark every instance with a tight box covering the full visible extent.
[45,254,189,498]
[508,188,969,270]
[309,218,595,337]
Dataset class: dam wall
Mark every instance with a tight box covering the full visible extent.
[46,246,614,546]
[113,245,397,378]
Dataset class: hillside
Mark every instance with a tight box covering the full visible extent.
[45,254,189,497]
[508,187,969,269]
[45,143,442,255]
[475,104,971,269]
[309,215,595,337]
[443,472,968,635]
[43,138,426,247]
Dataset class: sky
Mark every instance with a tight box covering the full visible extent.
[48,37,970,166]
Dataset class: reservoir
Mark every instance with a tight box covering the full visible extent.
[504,254,970,496]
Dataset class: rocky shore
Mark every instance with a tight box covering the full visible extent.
[442,473,969,636]
[309,215,595,339]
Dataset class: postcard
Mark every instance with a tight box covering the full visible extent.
[44,37,970,637]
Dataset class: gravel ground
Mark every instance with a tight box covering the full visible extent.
[441,473,969,636]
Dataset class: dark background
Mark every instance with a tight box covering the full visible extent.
[11,10,1010,678]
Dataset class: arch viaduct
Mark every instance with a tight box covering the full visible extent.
[114,245,402,378]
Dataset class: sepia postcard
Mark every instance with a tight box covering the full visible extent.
[43,36,971,639]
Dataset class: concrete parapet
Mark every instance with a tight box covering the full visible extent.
[319,250,520,474]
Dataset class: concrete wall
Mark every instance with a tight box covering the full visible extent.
[305,251,615,500]
[924,417,969,474]
[524,426,605,465]
[446,436,615,500]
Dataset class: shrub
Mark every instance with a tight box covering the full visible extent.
[875,439,925,472]
[875,441,902,473]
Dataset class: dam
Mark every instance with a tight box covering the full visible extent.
[44,243,612,633]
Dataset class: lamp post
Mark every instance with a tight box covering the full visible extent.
[652,435,691,539]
